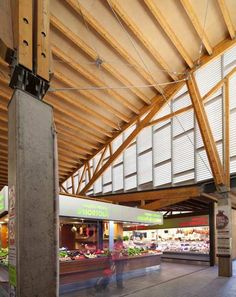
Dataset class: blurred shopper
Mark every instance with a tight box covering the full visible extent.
[113,236,125,289]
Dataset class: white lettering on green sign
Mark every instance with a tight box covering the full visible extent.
[136,212,162,224]
[78,203,109,218]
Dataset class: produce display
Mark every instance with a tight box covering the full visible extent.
[59,246,161,262]
[0,248,8,266]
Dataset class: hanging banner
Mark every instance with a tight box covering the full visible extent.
[216,205,231,256]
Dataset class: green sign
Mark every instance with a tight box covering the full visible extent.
[137,212,163,224]
[9,264,17,287]
[77,203,109,219]
[0,194,5,212]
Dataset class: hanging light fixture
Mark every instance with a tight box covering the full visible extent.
[71,225,77,232]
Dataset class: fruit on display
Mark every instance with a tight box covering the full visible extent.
[0,248,8,266]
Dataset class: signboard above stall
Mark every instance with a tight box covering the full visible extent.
[124,214,209,231]
[0,186,8,216]
[59,195,163,225]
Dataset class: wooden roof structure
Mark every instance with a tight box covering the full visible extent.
[0,0,236,198]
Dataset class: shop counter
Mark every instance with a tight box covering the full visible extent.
[161,251,210,263]
[60,253,161,286]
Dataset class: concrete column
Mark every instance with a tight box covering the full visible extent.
[8,89,59,296]
[216,193,232,277]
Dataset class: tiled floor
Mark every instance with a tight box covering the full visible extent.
[60,261,236,297]
[1,261,235,296]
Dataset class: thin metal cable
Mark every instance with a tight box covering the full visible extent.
[196,0,210,67]
[77,0,100,58]
[107,0,165,86]
[49,78,187,92]
[107,0,213,176]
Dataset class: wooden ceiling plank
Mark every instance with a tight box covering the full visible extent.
[64,0,165,91]
[187,74,225,187]
[50,86,120,130]
[58,138,92,156]
[52,45,151,107]
[56,127,99,150]
[50,70,124,127]
[58,132,95,154]
[180,0,213,55]
[58,147,86,160]
[50,15,152,103]
[107,0,177,81]
[47,94,113,137]
[144,0,194,68]
[53,71,130,123]
[142,197,192,211]
[54,117,106,144]
[217,0,235,39]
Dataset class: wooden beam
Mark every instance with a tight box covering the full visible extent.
[36,0,50,80]
[54,118,106,144]
[56,127,99,151]
[224,78,230,187]
[62,38,236,185]
[217,0,235,39]
[50,79,123,129]
[58,139,92,156]
[79,84,181,195]
[48,96,112,137]
[144,0,193,68]
[201,193,218,202]
[50,14,151,102]
[100,186,202,203]
[142,197,192,211]
[52,46,147,111]
[64,0,166,91]
[11,0,33,69]
[180,0,213,55]
[147,66,236,128]
[76,165,87,194]
[58,147,86,160]
[52,71,130,125]
[107,0,177,81]
[187,74,225,187]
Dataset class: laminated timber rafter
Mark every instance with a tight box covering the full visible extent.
[144,0,193,68]
[180,0,213,55]
[78,82,184,195]
[217,0,235,40]
[61,60,236,196]
[187,74,225,189]
[50,15,151,104]
[98,185,202,204]
[64,0,166,92]
[146,66,236,128]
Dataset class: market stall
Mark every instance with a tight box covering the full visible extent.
[124,214,210,263]
[59,195,163,291]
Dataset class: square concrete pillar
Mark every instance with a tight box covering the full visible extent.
[8,89,59,296]
[216,194,232,277]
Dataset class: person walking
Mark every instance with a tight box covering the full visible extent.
[113,236,125,289]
